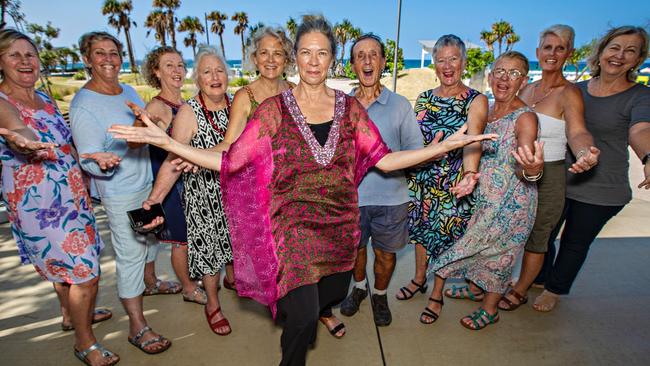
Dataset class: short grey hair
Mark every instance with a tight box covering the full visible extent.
[191,45,230,87]
[432,34,467,62]
[539,24,575,50]
[245,26,294,73]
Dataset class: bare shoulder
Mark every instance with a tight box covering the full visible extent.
[0,98,22,128]
[517,110,538,124]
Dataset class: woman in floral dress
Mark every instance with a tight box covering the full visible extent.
[0,29,118,365]
[422,51,542,330]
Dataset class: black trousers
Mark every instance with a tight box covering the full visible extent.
[276,271,352,366]
[536,198,624,295]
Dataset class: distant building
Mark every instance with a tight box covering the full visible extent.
[418,39,482,68]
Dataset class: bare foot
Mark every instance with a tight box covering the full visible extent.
[533,290,559,312]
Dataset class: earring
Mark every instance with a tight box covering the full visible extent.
[255,70,260,76]
[282,72,287,79]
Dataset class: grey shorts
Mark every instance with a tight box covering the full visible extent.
[359,202,409,253]
[525,161,566,253]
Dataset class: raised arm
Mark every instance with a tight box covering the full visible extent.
[563,85,599,173]
[375,124,497,172]
[109,104,223,171]
[512,111,542,180]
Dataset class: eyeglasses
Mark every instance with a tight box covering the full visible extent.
[492,67,524,80]
[435,56,461,65]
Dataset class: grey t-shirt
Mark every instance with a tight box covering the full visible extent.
[354,87,424,207]
[566,81,650,206]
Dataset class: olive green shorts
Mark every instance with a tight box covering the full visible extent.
[525,161,566,253]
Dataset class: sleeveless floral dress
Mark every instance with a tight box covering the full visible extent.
[407,88,480,262]
[0,90,103,284]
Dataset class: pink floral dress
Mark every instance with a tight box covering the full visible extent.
[0,90,103,284]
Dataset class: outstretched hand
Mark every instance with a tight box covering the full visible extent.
[80,152,121,171]
[0,127,58,155]
[171,157,199,173]
[450,172,480,198]
[438,124,498,152]
[569,146,599,174]
[109,103,171,147]
[129,101,166,129]
[512,140,544,176]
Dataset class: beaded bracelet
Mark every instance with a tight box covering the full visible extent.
[522,169,543,182]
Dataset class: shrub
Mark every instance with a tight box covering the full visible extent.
[229,77,249,87]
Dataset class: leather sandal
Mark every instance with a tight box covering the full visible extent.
[205,306,231,336]
[74,343,119,366]
[396,279,428,300]
[223,278,237,291]
[127,326,172,354]
[62,308,113,331]
[444,284,485,302]
[498,288,528,311]
[143,279,182,296]
[182,287,208,305]
[319,316,346,339]
[420,296,444,324]
[460,307,499,330]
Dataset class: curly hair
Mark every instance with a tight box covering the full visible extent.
[245,26,294,73]
[587,26,649,82]
[142,46,184,89]
[78,31,123,73]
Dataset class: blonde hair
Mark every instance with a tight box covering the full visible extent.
[539,24,575,50]
[0,29,39,79]
[587,26,649,82]
[245,26,294,73]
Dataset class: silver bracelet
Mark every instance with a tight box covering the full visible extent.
[522,169,543,182]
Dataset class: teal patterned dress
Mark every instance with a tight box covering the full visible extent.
[407,88,480,262]
[431,107,537,293]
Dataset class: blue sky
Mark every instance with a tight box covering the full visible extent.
[20,0,650,61]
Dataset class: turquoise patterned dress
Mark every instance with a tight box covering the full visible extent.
[431,107,537,293]
[0,90,103,284]
[407,88,480,261]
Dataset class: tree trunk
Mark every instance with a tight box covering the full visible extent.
[192,43,196,57]
[1,2,6,29]
[219,35,226,59]
[169,14,177,49]
[124,28,138,73]
[240,33,245,64]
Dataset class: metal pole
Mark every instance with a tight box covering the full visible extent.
[204,13,210,45]
[392,0,402,92]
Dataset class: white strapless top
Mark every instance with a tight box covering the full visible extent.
[536,112,567,162]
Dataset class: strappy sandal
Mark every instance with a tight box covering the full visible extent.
[533,290,560,312]
[396,279,428,300]
[498,288,528,311]
[143,279,182,296]
[205,306,231,336]
[74,343,119,365]
[223,278,237,291]
[420,296,444,324]
[320,316,346,339]
[62,308,113,331]
[444,284,485,302]
[127,326,172,354]
[460,308,499,330]
[182,287,208,305]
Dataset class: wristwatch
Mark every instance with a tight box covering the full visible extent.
[643,152,650,165]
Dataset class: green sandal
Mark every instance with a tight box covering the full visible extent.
[460,308,499,330]
[444,284,485,302]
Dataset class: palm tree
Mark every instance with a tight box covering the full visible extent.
[480,30,497,56]
[154,0,180,49]
[231,11,249,63]
[1,0,25,30]
[102,0,138,73]
[144,9,167,46]
[285,17,297,40]
[505,33,520,52]
[246,22,265,48]
[491,20,514,56]
[177,16,204,56]
[206,11,227,58]
[334,19,353,65]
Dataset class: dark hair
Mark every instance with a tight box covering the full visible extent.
[142,46,184,89]
[588,26,649,82]
[294,14,337,58]
[349,33,385,64]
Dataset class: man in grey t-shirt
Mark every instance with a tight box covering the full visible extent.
[339,34,423,326]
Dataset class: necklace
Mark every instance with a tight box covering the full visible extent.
[530,82,560,108]
[153,95,182,109]
[197,92,230,135]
